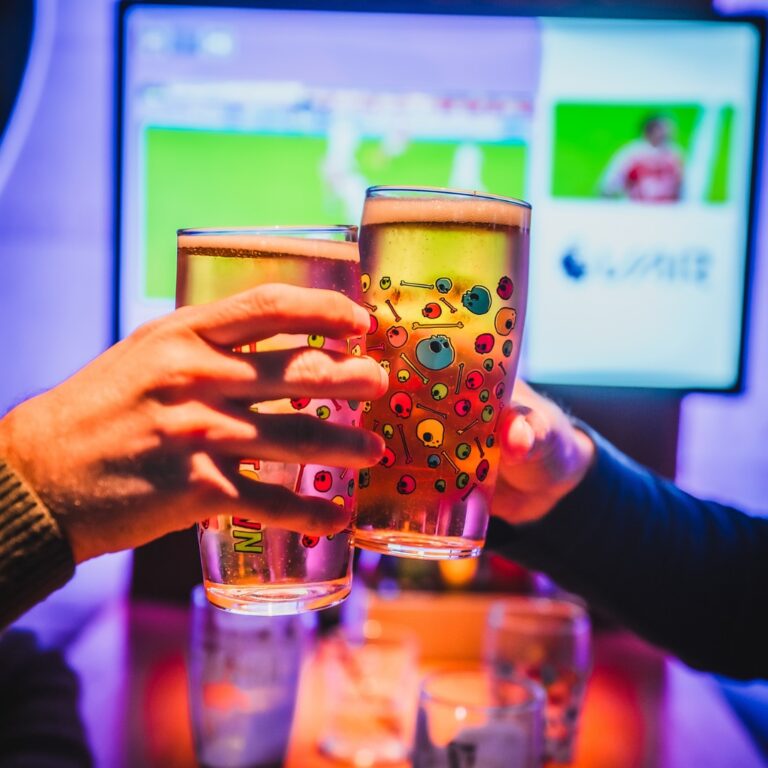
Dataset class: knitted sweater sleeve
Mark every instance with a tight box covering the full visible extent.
[0,458,75,629]
[487,429,768,680]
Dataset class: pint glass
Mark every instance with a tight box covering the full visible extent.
[177,226,363,614]
[356,187,530,559]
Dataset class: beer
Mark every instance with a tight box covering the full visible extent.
[177,228,363,614]
[356,188,530,559]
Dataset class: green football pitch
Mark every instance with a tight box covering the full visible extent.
[143,127,528,299]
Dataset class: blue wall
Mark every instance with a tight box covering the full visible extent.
[0,1,765,618]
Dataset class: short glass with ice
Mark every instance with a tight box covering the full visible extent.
[355,186,530,559]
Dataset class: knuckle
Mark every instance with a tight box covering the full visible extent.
[293,416,327,453]
[249,284,286,318]
[289,349,337,389]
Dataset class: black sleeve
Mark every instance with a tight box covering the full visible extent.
[487,429,768,680]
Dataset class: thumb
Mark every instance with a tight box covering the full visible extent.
[499,404,550,463]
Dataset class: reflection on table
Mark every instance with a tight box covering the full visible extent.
[60,593,765,768]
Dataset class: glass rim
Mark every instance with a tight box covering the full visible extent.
[177,224,358,237]
[420,666,545,714]
[488,596,591,636]
[328,619,419,648]
[365,184,531,210]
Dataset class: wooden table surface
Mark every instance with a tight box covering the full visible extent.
[63,595,765,768]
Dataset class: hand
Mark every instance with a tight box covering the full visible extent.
[0,285,388,563]
[492,380,595,525]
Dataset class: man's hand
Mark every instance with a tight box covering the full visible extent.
[493,380,595,526]
[0,284,388,563]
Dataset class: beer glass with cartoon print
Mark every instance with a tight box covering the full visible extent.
[177,226,364,614]
[356,187,530,560]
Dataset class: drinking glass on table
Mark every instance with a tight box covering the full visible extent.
[413,666,544,768]
[484,598,592,764]
[317,619,419,764]
[355,185,530,560]
[188,584,313,768]
[177,226,364,615]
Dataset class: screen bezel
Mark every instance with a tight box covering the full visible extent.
[114,0,766,395]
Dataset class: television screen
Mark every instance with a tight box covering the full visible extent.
[117,2,762,390]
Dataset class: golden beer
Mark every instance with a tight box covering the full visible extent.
[177,227,363,614]
[356,188,530,559]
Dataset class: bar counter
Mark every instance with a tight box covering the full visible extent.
[63,595,764,768]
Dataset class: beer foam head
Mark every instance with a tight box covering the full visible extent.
[177,229,359,262]
[362,188,530,229]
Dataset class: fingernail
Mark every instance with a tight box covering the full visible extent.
[353,304,371,331]
[367,432,386,460]
[378,363,390,390]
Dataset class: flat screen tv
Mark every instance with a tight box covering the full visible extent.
[117,0,764,391]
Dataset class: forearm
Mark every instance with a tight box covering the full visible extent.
[489,431,768,680]
[0,458,75,629]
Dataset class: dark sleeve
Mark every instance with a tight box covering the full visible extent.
[487,429,768,680]
[0,458,75,629]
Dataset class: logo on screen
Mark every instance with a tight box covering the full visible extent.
[561,245,712,285]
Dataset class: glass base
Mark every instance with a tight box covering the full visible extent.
[319,735,408,765]
[203,578,350,615]
[354,531,483,560]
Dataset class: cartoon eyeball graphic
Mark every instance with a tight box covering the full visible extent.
[368,314,378,335]
[389,392,413,418]
[363,401,372,413]
[455,398,472,417]
[427,454,442,468]
[397,369,410,383]
[486,434,495,448]
[361,273,371,292]
[386,326,409,348]
[314,470,333,493]
[483,358,494,372]
[494,307,517,336]
[380,360,391,375]
[476,459,490,482]
[456,442,472,460]
[497,276,514,300]
[495,382,506,400]
[475,333,495,355]
[290,397,311,411]
[397,474,416,495]
[502,340,514,358]
[416,335,455,371]
[380,276,392,290]
[308,334,325,348]
[347,479,355,497]
[302,535,320,548]
[456,472,470,489]
[481,405,495,423]
[422,302,442,319]
[382,423,395,439]
[435,478,447,492]
[465,370,484,390]
[359,468,371,488]
[380,447,396,467]
[461,285,492,315]
[316,405,331,420]
[435,277,453,294]
[416,418,445,448]
[479,389,490,403]
[348,400,360,411]
[431,383,449,401]
[350,343,362,357]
